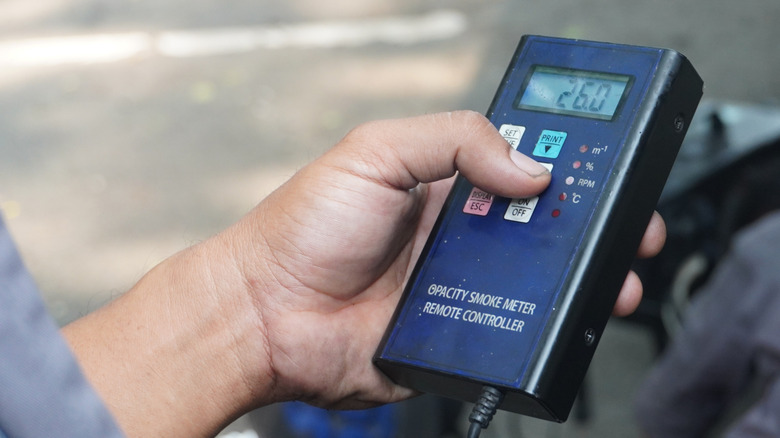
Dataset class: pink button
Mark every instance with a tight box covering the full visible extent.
[462,187,494,216]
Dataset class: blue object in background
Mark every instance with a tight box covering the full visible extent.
[282,402,397,438]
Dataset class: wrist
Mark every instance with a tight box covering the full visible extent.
[64,232,275,437]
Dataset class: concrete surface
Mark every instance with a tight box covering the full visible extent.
[1,0,779,436]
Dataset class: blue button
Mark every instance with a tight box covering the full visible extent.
[533,130,567,159]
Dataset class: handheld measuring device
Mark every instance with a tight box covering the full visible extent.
[374,35,703,423]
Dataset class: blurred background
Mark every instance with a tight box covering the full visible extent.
[2,0,780,437]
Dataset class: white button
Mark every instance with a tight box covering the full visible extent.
[498,124,526,150]
[504,196,539,223]
[503,163,552,223]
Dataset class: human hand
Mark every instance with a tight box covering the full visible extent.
[64,111,664,437]
[225,111,665,410]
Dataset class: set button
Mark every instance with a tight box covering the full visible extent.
[498,124,526,149]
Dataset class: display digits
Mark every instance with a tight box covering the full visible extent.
[515,66,631,121]
[556,79,612,113]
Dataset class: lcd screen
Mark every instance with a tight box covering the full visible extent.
[515,66,632,120]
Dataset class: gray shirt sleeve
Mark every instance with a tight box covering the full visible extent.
[635,211,780,438]
[0,215,124,437]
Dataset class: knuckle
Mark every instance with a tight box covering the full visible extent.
[451,110,492,132]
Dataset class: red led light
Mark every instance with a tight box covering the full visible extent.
[552,209,561,218]
[579,145,589,153]
[559,193,567,201]
[573,160,582,169]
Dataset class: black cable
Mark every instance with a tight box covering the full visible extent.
[467,421,483,438]
[466,386,504,438]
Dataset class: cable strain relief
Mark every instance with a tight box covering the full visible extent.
[468,385,504,429]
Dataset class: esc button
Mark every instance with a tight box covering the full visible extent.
[463,187,494,216]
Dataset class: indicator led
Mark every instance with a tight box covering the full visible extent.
[552,209,561,218]
[573,161,582,169]
[579,145,589,153]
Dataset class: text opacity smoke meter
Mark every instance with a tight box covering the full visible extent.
[374,35,703,424]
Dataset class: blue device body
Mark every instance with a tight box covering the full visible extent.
[374,35,703,422]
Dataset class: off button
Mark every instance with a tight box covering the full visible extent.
[533,130,567,159]
[503,163,553,223]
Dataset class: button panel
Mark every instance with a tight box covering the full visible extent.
[463,122,613,226]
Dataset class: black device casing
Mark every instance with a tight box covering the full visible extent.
[374,36,703,422]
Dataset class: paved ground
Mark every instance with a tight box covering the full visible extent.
[2,0,780,436]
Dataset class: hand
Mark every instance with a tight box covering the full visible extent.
[228,111,664,408]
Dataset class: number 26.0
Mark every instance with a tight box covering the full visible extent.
[556,80,612,113]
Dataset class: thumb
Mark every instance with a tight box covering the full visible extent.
[329,110,551,198]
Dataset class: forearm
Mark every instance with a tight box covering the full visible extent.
[62,234,273,437]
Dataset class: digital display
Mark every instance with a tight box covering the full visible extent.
[515,66,632,120]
